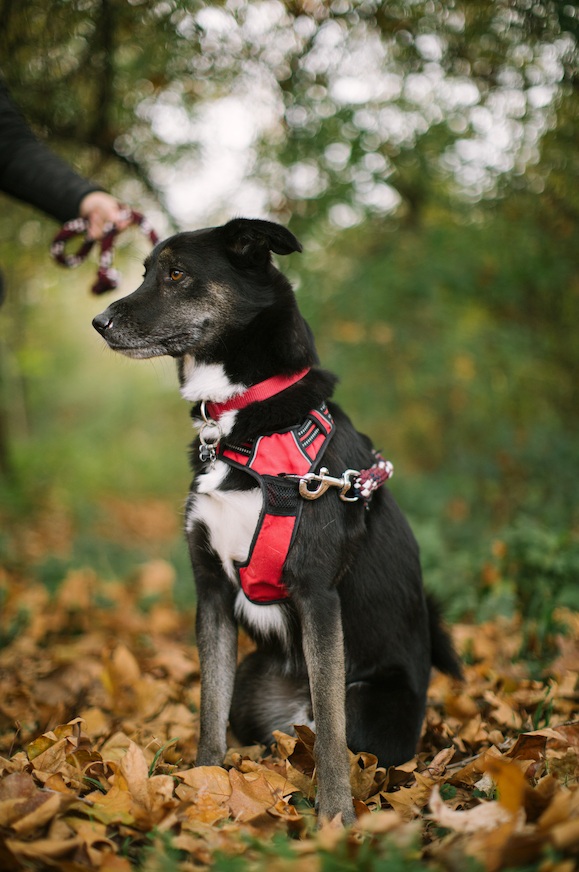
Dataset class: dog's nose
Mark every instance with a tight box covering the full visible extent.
[92,312,113,335]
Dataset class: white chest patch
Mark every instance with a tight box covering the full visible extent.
[234,590,289,647]
[186,464,263,583]
[187,463,290,647]
[180,356,245,404]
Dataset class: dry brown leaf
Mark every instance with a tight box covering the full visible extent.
[485,756,526,814]
[523,773,559,822]
[383,772,435,821]
[182,783,231,825]
[4,834,81,864]
[469,824,544,872]
[348,750,378,800]
[550,817,579,851]
[552,720,579,751]
[382,758,418,791]
[43,773,77,795]
[427,747,455,777]
[445,692,480,721]
[118,740,150,808]
[484,691,523,729]
[228,769,278,821]
[355,809,406,834]
[268,798,304,825]
[449,746,503,787]
[0,771,37,803]
[0,772,67,837]
[179,765,232,803]
[286,762,316,799]
[538,784,579,831]
[98,852,134,872]
[78,706,113,739]
[82,784,135,826]
[505,732,547,762]
[0,754,27,777]
[547,748,579,784]
[102,644,141,716]
[64,815,116,866]
[223,744,267,767]
[429,783,517,833]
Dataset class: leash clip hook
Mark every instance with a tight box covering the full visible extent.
[298,468,360,502]
[198,401,223,469]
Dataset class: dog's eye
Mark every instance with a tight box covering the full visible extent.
[169,269,183,281]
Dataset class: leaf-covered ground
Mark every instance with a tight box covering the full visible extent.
[1,555,579,871]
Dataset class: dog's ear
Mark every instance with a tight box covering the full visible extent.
[221,218,302,266]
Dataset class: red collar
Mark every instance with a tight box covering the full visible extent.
[204,368,310,421]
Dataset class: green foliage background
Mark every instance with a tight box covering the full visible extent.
[1,0,579,662]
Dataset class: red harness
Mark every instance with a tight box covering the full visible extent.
[218,404,335,604]
[198,369,393,606]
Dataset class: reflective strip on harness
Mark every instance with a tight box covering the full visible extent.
[218,404,335,605]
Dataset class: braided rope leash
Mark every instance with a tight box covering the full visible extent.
[352,451,393,504]
[51,209,159,295]
[292,450,393,506]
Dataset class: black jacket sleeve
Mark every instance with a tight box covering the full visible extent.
[0,77,101,224]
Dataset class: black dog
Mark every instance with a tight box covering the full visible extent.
[93,218,461,824]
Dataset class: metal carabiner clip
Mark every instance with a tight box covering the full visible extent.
[297,467,359,502]
[198,401,223,468]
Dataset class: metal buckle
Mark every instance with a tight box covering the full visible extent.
[198,401,222,468]
[288,467,359,502]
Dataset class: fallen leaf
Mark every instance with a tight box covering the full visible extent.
[428,783,515,833]
[182,784,231,825]
[81,784,135,826]
[179,765,232,803]
[506,732,548,762]
[228,769,278,821]
[348,751,378,800]
[0,772,65,837]
[272,730,298,760]
[4,835,81,864]
[485,756,526,814]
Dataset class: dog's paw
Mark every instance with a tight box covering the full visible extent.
[195,748,226,768]
[316,798,357,828]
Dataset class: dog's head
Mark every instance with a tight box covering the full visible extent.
[92,218,302,362]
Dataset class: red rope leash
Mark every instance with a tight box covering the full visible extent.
[51,209,159,294]
[352,451,393,504]
[284,449,393,506]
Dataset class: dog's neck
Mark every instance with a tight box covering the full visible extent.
[179,356,246,405]
[204,368,311,422]
[179,355,310,414]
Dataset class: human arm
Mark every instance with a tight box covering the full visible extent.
[0,78,127,237]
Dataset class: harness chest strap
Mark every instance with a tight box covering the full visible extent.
[218,404,335,605]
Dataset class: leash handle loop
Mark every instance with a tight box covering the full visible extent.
[50,208,160,295]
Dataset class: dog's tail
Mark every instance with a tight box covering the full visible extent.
[426,593,463,679]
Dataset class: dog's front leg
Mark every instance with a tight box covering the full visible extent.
[297,591,355,826]
[189,525,238,767]
[195,593,238,766]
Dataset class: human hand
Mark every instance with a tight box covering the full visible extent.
[79,192,131,240]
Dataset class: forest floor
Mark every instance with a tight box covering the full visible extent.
[1,505,579,872]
